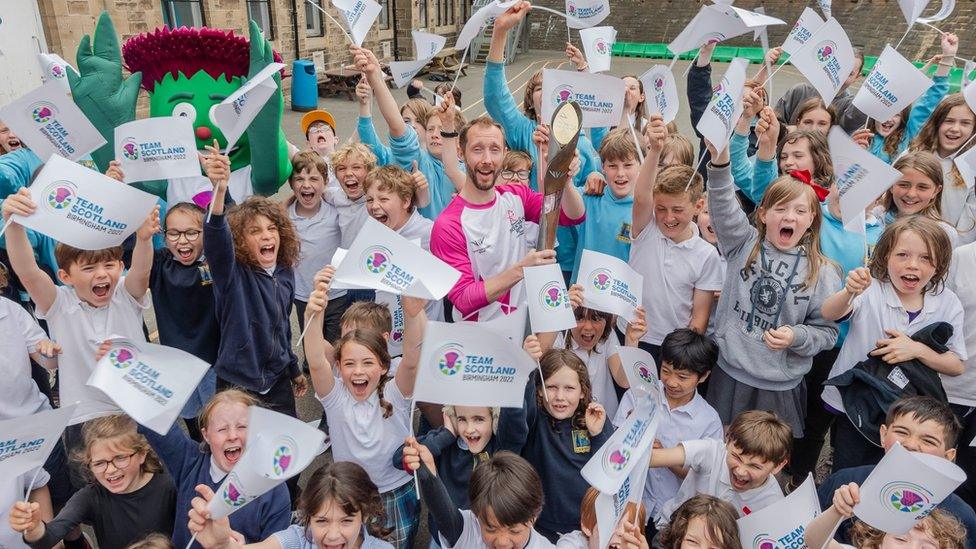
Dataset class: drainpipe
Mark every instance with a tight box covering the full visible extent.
[291,0,301,61]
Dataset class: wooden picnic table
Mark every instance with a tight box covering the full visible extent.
[318,64,393,101]
[426,47,468,80]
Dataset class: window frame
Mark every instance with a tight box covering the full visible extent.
[162,0,205,28]
[246,0,275,40]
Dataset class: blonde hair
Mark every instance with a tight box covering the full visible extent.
[869,216,953,295]
[523,71,544,122]
[400,98,435,128]
[73,415,163,482]
[341,301,393,334]
[580,487,646,538]
[332,142,378,172]
[850,509,964,548]
[599,128,639,164]
[725,410,792,464]
[660,134,695,167]
[883,151,946,221]
[654,164,703,202]
[502,151,532,172]
[747,175,831,290]
[363,165,417,211]
[198,389,259,432]
[126,533,174,549]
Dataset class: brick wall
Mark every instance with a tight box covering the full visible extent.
[527,0,976,62]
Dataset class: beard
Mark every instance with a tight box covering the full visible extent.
[467,165,496,192]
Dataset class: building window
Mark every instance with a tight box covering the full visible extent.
[305,0,323,36]
[247,0,274,39]
[418,1,427,28]
[378,0,390,30]
[162,0,205,28]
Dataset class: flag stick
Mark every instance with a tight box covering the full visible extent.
[685,151,708,192]
[628,119,645,165]
[681,50,700,78]
[305,0,355,45]
[668,52,681,72]
[919,21,944,34]
[894,25,913,51]
[185,533,197,549]
[295,313,316,348]
[449,47,470,94]
[23,467,42,502]
[756,20,831,92]
[0,217,13,241]
[409,399,421,499]
[950,132,976,159]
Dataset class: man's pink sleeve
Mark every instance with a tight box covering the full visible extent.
[503,184,585,227]
[430,208,490,318]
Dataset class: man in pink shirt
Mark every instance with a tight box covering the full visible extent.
[431,112,585,321]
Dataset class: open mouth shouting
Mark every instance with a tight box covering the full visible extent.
[370,208,389,226]
[776,225,796,247]
[899,273,921,291]
[259,243,277,264]
[104,470,128,491]
[176,244,195,262]
[342,178,362,198]
[730,471,751,490]
[92,282,111,299]
[223,445,243,465]
[349,377,372,399]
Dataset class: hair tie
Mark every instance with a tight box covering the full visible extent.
[788,169,829,202]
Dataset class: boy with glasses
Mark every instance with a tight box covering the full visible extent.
[301,110,340,189]
[149,202,219,440]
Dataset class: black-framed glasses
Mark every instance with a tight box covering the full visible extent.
[90,452,136,472]
[165,229,202,242]
[501,169,531,181]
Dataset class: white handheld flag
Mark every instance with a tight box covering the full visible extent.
[88,339,211,435]
[332,0,382,46]
[332,217,460,299]
[918,0,954,23]
[954,143,976,189]
[209,406,324,519]
[854,443,965,534]
[964,80,976,115]
[565,0,610,29]
[11,155,158,251]
[581,390,661,494]
[577,250,643,321]
[782,7,826,56]
[37,53,72,94]
[737,474,821,549]
[963,60,975,89]
[0,405,76,480]
[540,69,626,129]
[579,26,616,73]
[212,62,284,154]
[414,320,537,408]
[817,0,832,18]
[595,443,652,549]
[640,66,680,124]
[711,4,786,30]
[0,81,106,161]
[695,58,749,156]
[829,127,903,233]
[616,346,659,396]
[389,31,447,88]
[455,0,520,51]
[853,45,933,121]
[523,263,577,334]
[114,117,200,183]
[667,6,748,56]
[898,0,932,26]
[788,17,855,104]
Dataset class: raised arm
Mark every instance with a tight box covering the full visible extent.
[353,46,407,138]
[303,282,337,398]
[0,189,57,312]
[631,114,666,237]
[124,205,160,300]
[435,93,466,192]
[396,296,428,397]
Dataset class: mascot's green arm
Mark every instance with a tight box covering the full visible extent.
[246,21,292,196]
[67,12,141,174]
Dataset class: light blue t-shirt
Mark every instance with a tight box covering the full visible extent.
[572,186,633,279]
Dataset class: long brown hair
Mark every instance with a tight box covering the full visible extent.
[661,495,742,549]
[911,94,976,188]
[883,151,946,221]
[535,349,592,430]
[335,330,394,418]
[226,196,301,269]
[623,75,646,133]
[869,105,912,159]
[850,509,964,548]
[747,176,832,290]
[299,461,391,539]
[73,415,163,482]
[791,97,836,128]
[523,70,544,122]
[869,216,953,295]
[777,130,833,187]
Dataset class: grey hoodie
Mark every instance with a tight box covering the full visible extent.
[707,164,841,391]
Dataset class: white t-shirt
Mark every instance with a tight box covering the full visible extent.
[168,165,254,206]
[555,332,621,420]
[555,530,587,548]
[621,222,724,345]
[439,510,555,549]
[946,243,976,406]
[614,390,723,519]
[0,467,50,549]
[655,438,784,527]
[821,279,967,412]
[37,279,149,424]
[273,524,393,549]
[288,200,342,301]
[326,188,369,248]
[318,379,412,493]
[0,297,51,420]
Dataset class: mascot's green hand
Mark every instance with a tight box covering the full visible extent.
[245,20,291,195]
[67,12,142,173]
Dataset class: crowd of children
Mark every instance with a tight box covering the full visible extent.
[4,1,976,548]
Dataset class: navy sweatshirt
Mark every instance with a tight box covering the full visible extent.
[520,374,614,535]
[204,213,298,391]
[687,62,714,182]
[149,249,219,364]
[140,424,290,548]
[392,406,529,540]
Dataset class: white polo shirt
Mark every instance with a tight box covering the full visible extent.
[555,332,621,420]
[821,279,967,412]
[440,510,555,549]
[326,188,369,248]
[946,243,976,406]
[288,200,342,301]
[318,379,412,493]
[614,389,723,519]
[655,438,784,528]
[0,297,51,420]
[37,279,148,424]
[621,222,724,345]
